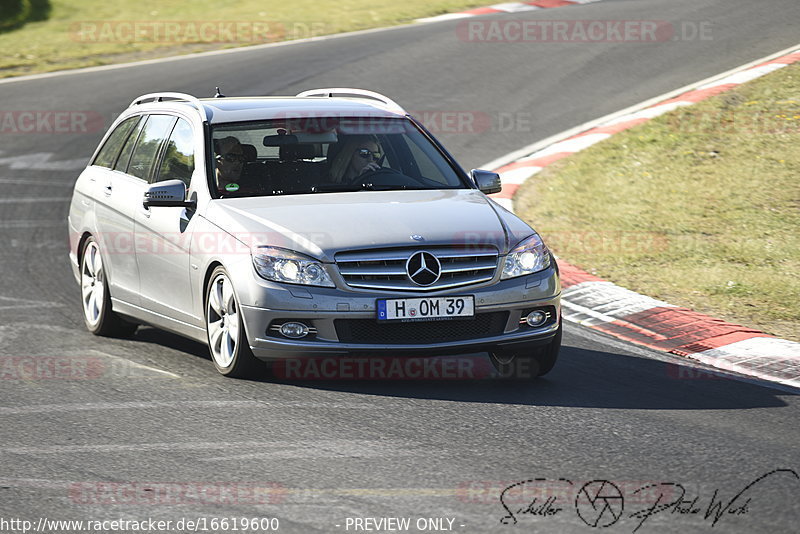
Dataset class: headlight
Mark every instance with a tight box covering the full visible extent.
[501,234,551,280]
[252,246,335,288]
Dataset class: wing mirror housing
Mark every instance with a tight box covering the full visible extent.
[471,169,502,195]
[143,180,196,209]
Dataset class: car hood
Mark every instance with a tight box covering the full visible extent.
[203,189,536,262]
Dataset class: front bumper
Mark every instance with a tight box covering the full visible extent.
[238,268,561,361]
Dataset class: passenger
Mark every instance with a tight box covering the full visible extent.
[214,136,247,193]
[329,135,383,183]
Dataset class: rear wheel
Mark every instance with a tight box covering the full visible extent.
[206,267,262,378]
[489,321,562,380]
[80,237,138,337]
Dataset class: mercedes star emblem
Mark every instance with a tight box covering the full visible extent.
[406,251,442,286]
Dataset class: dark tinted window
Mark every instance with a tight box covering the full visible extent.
[209,117,465,197]
[127,115,177,181]
[114,117,146,173]
[93,116,139,168]
[155,118,194,185]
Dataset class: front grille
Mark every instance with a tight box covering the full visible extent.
[334,312,509,344]
[335,246,498,292]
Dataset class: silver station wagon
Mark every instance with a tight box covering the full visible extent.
[67,89,562,379]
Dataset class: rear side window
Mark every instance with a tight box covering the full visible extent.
[155,118,195,185]
[114,118,146,173]
[127,115,177,181]
[93,116,139,168]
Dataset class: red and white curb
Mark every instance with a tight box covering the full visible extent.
[416,0,603,24]
[487,45,800,389]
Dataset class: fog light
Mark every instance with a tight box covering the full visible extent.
[525,310,547,327]
[279,322,310,339]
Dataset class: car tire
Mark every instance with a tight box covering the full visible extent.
[80,237,138,337]
[205,266,262,378]
[489,320,562,380]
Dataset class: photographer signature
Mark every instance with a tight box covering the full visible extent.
[498,468,798,531]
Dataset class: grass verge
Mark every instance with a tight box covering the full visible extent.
[0,0,484,78]
[515,64,800,342]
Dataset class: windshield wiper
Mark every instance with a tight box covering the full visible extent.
[309,183,429,193]
[363,184,428,191]
[309,184,367,193]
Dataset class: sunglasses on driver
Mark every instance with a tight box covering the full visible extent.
[356,148,382,161]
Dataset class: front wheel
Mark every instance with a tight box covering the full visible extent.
[205,267,262,378]
[489,321,562,380]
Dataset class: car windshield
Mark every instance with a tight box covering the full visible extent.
[209,116,466,197]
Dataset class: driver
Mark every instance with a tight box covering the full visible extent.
[329,135,382,183]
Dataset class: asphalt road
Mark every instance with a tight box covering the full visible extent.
[1,0,799,532]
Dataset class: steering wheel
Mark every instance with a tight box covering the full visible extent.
[350,167,427,187]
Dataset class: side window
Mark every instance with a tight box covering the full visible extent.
[155,118,195,185]
[127,115,177,181]
[93,116,139,168]
[114,117,146,173]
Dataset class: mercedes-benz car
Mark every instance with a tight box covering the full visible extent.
[67,89,561,379]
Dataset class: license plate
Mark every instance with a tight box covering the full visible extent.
[377,296,474,321]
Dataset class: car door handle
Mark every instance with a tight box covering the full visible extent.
[103,184,112,195]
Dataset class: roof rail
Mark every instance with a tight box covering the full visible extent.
[296,88,406,115]
[129,92,208,122]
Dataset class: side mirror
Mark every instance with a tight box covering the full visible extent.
[471,169,502,195]
[143,179,196,209]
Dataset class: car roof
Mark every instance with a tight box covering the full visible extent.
[132,96,407,124]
